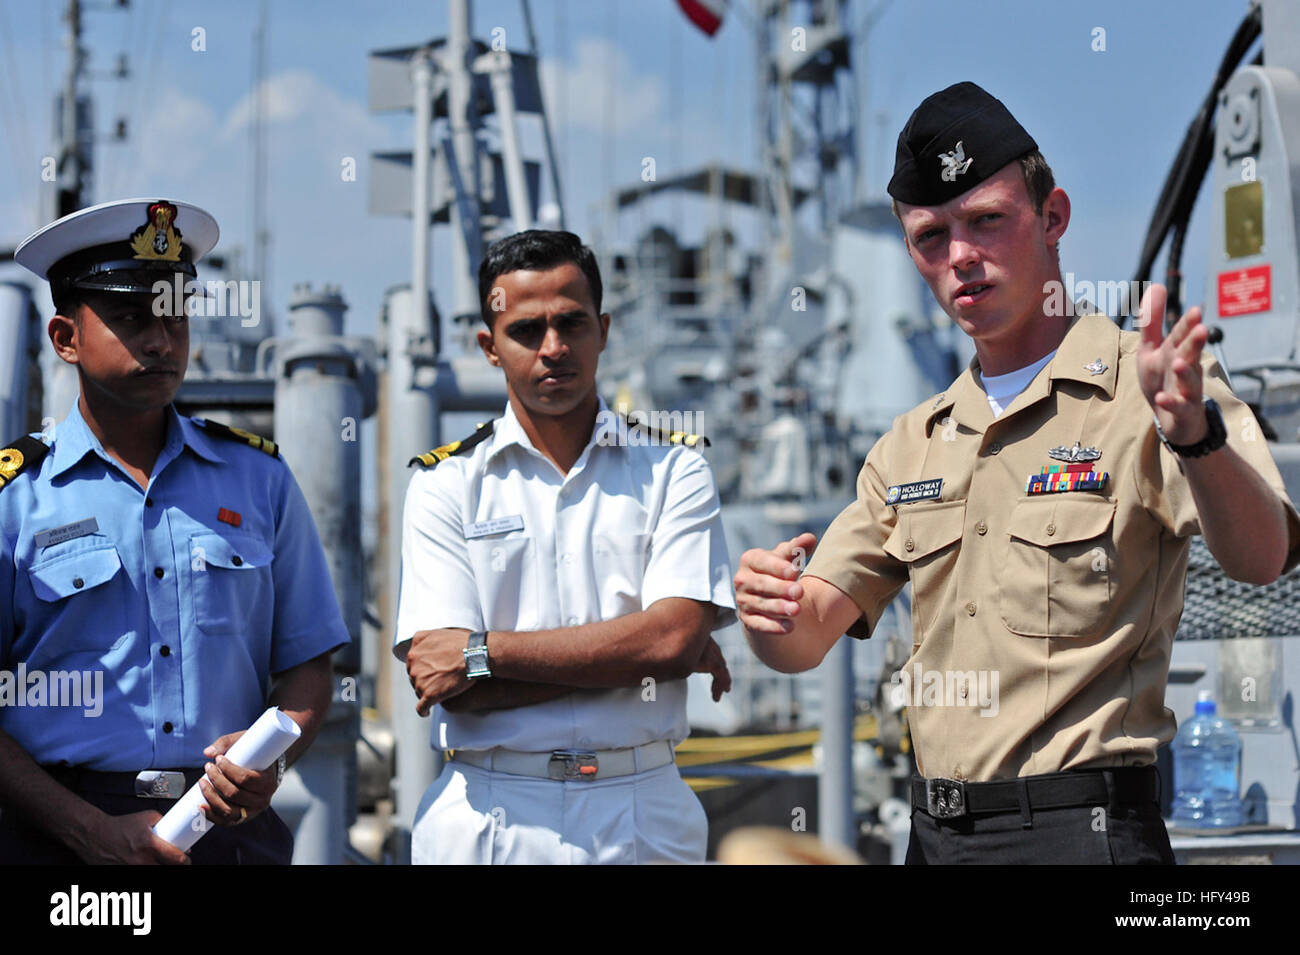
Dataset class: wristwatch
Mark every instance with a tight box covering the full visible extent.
[1155,396,1227,458]
[275,754,286,786]
[463,631,492,679]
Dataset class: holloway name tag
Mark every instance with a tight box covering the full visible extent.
[33,517,100,549]
[885,479,943,506]
[463,515,525,539]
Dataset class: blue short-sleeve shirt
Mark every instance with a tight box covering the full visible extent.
[0,402,349,771]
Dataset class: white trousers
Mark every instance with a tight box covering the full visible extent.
[411,759,709,864]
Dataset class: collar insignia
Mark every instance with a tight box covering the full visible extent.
[1084,358,1107,376]
[129,200,183,262]
[1048,441,1101,463]
[938,141,973,182]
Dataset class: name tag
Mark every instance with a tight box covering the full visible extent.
[885,479,943,506]
[463,515,525,539]
[34,517,100,549]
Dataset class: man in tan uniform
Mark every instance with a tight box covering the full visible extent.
[736,82,1300,864]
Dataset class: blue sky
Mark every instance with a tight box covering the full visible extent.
[0,0,1256,341]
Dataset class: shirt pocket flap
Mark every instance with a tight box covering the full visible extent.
[1006,497,1116,547]
[190,531,273,571]
[883,500,966,562]
[28,545,123,601]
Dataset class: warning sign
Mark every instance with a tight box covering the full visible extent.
[1217,264,1271,317]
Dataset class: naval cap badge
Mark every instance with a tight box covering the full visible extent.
[1084,358,1107,376]
[129,200,184,262]
[939,141,973,182]
[1048,441,1101,463]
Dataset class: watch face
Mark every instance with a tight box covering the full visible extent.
[465,646,490,678]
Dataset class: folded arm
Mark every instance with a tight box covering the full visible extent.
[402,597,727,716]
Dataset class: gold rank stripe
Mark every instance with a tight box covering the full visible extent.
[227,426,278,457]
[408,420,494,468]
[411,441,461,467]
[196,419,279,457]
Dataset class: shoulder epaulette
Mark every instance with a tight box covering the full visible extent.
[409,420,495,468]
[196,418,280,457]
[0,435,51,492]
[625,413,711,449]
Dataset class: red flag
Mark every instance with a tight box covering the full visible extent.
[677,0,726,36]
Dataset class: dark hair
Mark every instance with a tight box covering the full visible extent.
[477,230,603,327]
[891,149,1057,221]
[50,282,86,325]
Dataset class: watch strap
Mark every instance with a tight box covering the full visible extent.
[1158,397,1227,458]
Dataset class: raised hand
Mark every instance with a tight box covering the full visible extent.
[1136,283,1211,446]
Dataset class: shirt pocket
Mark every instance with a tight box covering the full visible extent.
[26,543,130,659]
[189,531,274,636]
[882,500,965,642]
[465,536,535,631]
[1000,497,1116,637]
[593,532,649,616]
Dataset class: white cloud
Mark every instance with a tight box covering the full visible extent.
[539,36,668,137]
[104,88,221,191]
[222,69,383,144]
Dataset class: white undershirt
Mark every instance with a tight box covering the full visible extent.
[981,350,1057,417]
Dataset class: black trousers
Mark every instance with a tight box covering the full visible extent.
[907,772,1177,865]
[0,791,293,865]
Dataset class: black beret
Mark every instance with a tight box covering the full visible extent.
[887,82,1038,206]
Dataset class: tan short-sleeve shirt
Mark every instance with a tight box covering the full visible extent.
[804,311,1300,781]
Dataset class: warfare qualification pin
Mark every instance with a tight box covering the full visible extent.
[1084,358,1107,376]
[939,141,973,182]
[1048,441,1101,463]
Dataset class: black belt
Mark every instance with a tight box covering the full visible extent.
[911,767,1161,820]
[42,765,206,800]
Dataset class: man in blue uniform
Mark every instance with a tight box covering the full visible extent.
[0,198,349,864]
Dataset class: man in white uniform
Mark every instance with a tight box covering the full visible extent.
[394,230,736,864]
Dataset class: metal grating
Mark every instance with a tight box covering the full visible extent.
[1176,537,1300,640]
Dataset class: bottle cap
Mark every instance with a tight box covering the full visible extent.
[1195,689,1216,716]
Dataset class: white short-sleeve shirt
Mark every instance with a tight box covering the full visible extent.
[394,396,736,753]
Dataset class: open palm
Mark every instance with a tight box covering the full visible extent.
[1136,284,1210,446]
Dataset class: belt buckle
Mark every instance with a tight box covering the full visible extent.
[135,770,187,800]
[548,751,598,781]
[925,777,967,819]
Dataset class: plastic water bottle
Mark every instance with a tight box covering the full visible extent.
[1170,691,1244,828]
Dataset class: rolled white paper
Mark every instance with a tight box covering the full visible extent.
[152,706,302,851]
